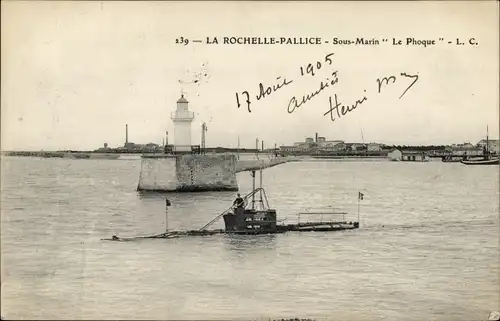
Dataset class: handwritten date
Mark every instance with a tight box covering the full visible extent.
[236,77,293,113]
[236,52,335,113]
[299,53,334,77]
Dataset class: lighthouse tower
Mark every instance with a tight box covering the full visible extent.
[171,94,195,152]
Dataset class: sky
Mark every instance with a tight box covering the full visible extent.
[1,1,499,151]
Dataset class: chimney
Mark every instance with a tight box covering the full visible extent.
[125,124,129,144]
[315,132,318,142]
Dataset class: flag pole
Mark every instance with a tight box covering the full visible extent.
[165,203,169,233]
[165,198,171,233]
[357,191,360,224]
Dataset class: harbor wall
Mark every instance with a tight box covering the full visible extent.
[137,156,177,191]
[235,157,289,172]
[137,154,238,192]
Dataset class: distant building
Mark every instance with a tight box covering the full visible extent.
[120,142,161,153]
[401,151,429,162]
[298,144,312,151]
[290,137,319,151]
[317,140,344,149]
[367,143,381,152]
[317,136,326,143]
[451,142,475,149]
[124,142,137,150]
[279,145,299,153]
[477,139,499,154]
[450,147,483,157]
[95,143,111,152]
[387,149,402,161]
[144,143,160,153]
[446,141,484,156]
[333,142,346,151]
[350,143,366,151]
[427,149,448,157]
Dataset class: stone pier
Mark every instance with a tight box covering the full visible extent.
[137,154,291,193]
[137,154,238,192]
[235,157,289,173]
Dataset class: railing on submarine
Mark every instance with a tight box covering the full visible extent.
[296,207,349,224]
[198,187,270,231]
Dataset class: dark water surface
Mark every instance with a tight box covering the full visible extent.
[1,157,498,320]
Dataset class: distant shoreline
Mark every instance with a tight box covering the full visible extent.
[1,147,492,159]
[0,150,433,159]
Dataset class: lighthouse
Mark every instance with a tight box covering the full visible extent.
[137,92,238,193]
[171,94,195,152]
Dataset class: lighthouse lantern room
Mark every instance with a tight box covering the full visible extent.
[170,94,195,152]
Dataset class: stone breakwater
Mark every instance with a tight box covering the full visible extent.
[3,151,66,158]
[2,151,121,159]
[137,155,292,192]
[137,154,238,192]
[235,157,291,173]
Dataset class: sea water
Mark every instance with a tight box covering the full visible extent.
[1,156,498,320]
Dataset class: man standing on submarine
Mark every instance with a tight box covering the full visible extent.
[233,193,245,209]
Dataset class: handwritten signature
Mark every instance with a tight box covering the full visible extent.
[377,73,419,99]
[324,72,419,122]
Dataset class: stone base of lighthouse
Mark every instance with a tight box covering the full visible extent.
[137,154,239,192]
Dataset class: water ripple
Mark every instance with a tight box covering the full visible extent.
[0,157,498,320]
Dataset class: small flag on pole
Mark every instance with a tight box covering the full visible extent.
[358,192,364,200]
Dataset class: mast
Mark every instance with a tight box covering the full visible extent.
[259,163,263,209]
[165,198,171,233]
[251,170,256,210]
[237,135,240,160]
[256,138,259,160]
[201,123,207,153]
[484,125,490,159]
[357,192,360,224]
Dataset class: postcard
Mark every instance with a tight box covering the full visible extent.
[1,1,499,320]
